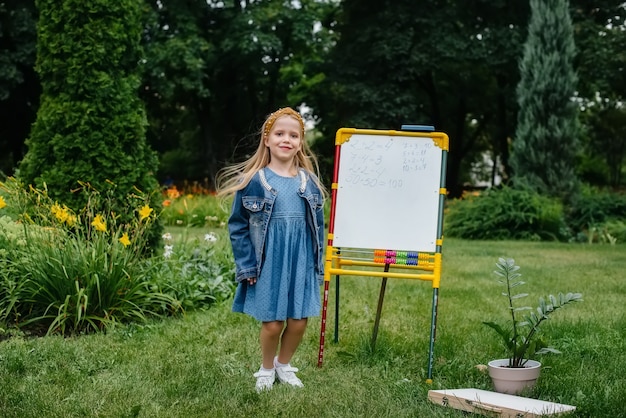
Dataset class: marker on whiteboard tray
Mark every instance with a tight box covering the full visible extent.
[401,125,435,132]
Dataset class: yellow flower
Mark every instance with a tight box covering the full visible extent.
[0,196,6,209]
[51,203,68,223]
[118,233,131,247]
[92,214,107,232]
[51,203,61,216]
[51,203,77,226]
[139,204,153,221]
[66,213,77,227]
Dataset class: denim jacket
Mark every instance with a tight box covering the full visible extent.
[228,168,325,285]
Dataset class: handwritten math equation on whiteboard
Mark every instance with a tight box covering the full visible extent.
[341,136,438,190]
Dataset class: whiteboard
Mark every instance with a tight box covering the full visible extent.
[333,133,443,252]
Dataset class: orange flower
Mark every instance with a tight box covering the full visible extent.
[162,199,172,207]
[167,187,180,199]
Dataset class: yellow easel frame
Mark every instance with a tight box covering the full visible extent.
[317,128,449,383]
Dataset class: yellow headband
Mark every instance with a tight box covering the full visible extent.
[263,107,305,138]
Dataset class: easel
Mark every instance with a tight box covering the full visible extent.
[317,126,449,383]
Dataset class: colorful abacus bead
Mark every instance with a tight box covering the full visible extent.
[374,249,386,257]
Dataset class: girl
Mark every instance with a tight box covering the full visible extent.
[216,107,326,392]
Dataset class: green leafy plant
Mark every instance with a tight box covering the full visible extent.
[483,257,583,368]
[444,186,567,241]
[144,230,235,311]
[0,180,179,335]
[160,192,228,228]
[567,186,626,243]
[1,179,238,336]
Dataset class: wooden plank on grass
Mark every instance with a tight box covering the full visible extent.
[428,388,576,417]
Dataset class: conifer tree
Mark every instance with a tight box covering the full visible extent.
[19,0,161,243]
[511,0,580,200]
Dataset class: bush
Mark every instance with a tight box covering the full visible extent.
[444,186,566,241]
[0,180,179,335]
[566,186,626,242]
[0,216,29,325]
[0,180,237,336]
[583,220,626,244]
[160,189,229,228]
[145,230,235,311]
[18,0,162,252]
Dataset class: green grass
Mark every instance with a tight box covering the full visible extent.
[1,239,624,417]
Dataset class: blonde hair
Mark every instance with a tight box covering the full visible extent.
[216,107,327,197]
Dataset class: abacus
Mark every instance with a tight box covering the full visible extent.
[373,249,425,266]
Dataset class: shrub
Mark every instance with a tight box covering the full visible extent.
[444,186,566,241]
[160,190,229,228]
[0,180,179,335]
[566,186,626,242]
[145,230,235,311]
[583,220,626,244]
[0,216,29,326]
[0,179,237,336]
[18,0,162,251]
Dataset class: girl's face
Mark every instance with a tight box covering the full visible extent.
[264,115,302,165]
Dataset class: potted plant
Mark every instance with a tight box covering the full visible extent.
[483,257,583,395]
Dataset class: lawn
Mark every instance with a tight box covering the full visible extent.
[0,238,624,417]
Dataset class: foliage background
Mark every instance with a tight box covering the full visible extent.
[1,0,625,194]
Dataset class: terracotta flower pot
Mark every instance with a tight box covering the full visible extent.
[487,359,541,395]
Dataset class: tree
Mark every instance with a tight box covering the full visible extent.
[141,0,338,185]
[306,0,529,196]
[571,0,626,188]
[19,0,161,243]
[580,105,626,187]
[0,0,38,175]
[510,0,580,199]
[4,0,623,191]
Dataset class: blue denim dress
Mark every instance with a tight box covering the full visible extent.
[232,169,321,321]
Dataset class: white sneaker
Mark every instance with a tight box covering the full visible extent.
[253,369,275,393]
[275,365,304,387]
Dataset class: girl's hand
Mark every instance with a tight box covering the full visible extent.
[247,277,257,285]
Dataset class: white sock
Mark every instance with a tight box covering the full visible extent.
[260,365,274,372]
[274,356,289,368]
